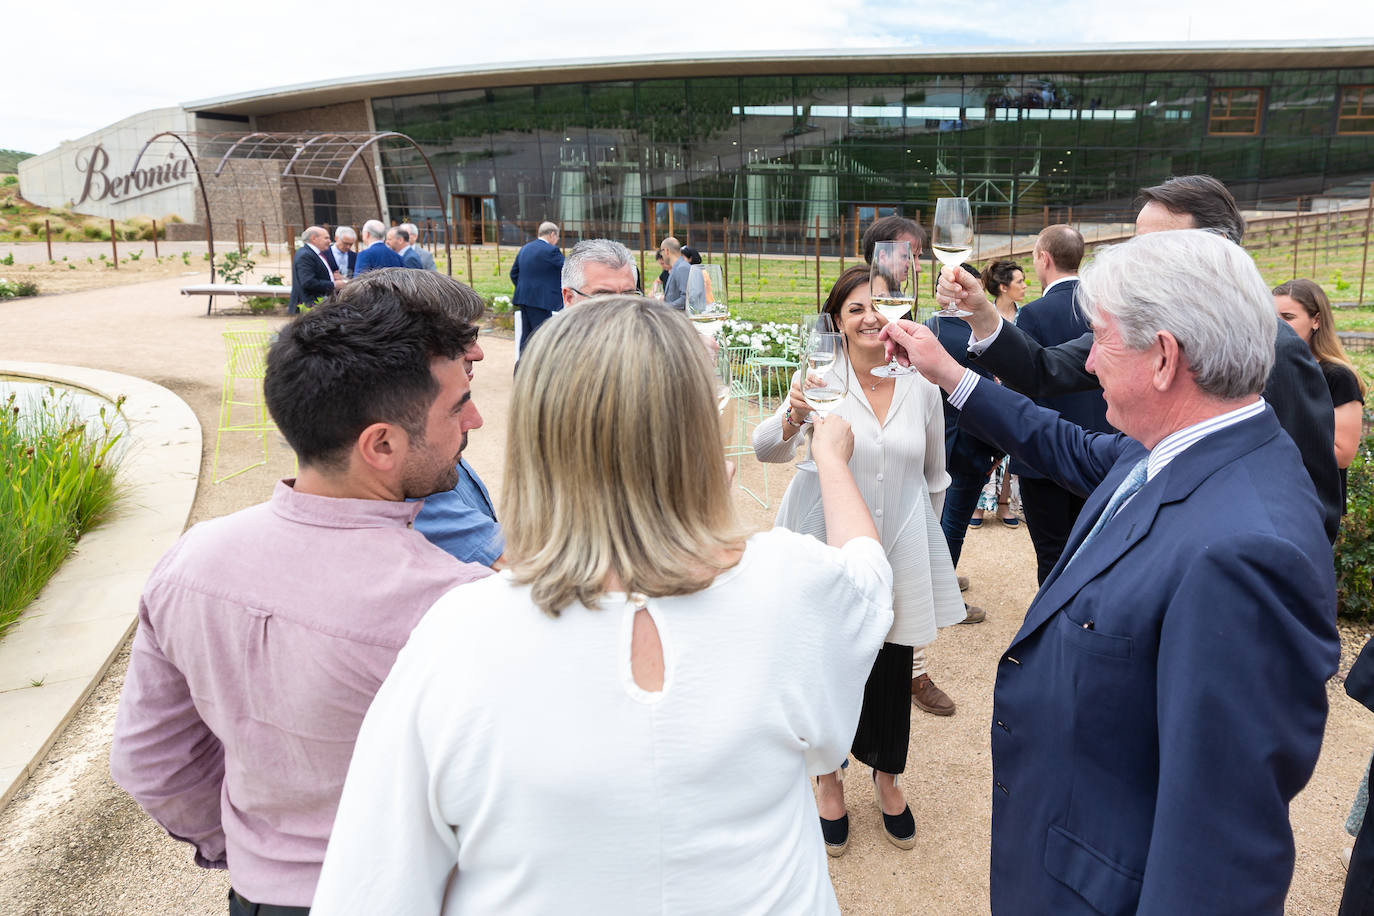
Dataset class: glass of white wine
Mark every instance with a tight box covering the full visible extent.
[869,239,918,378]
[931,197,974,318]
[795,329,847,472]
[687,264,728,337]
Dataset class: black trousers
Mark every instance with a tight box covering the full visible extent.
[229,888,310,916]
[1018,476,1088,586]
[1342,752,1374,914]
[850,642,914,775]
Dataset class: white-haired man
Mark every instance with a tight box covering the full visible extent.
[401,222,436,271]
[323,226,357,279]
[884,230,1338,915]
[560,238,639,307]
[354,219,403,276]
[509,221,564,356]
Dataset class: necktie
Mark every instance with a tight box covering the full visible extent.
[1066,457,1148,567]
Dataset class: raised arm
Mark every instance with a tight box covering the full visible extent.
[811,415,879,547]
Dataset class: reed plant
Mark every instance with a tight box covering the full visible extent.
[0,387,124,634]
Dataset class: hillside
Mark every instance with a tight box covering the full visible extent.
[0,149,33,173]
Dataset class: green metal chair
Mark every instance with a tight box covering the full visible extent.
[213,326,277,483]
[747,323,803,421]
[720,344,770,508]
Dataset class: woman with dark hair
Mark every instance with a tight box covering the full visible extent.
[969,259,1027,528]
[681,245,704,265]
[1274,278,1367,510]
[652,250,669,298]
[754,265,964,856]
[314,297,894,914]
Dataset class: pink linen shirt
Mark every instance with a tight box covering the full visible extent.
[110,480,489,907]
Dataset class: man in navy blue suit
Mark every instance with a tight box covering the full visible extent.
[509,222,564,356]
[322,226,357,279]
[1012,225,1115,583]
[288,226,341,315]
[353,219,404,276]
[886,229,1339,915]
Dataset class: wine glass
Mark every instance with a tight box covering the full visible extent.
[869,239,918,378]
[931,197,974,318]
[794,330,848,472]
[687,264,728,337]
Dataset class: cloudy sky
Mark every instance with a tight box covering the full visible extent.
[7,0,1367,154]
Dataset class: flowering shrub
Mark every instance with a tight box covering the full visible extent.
[0,277,38,299]
[719,319,800,360]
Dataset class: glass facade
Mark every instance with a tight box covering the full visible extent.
[370,66,1374,253]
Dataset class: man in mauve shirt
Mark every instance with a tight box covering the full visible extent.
[110,270,491,916]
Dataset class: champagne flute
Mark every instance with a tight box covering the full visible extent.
[931,197,974,318]
[687,264,728,337]
[794,330,847,472]
[869,239,918,378]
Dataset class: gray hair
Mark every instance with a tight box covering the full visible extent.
[301,225,326,244]
[334,226,357,241]
[362,219,386,242]
[537,221,559,238]
[1077,229,1275,400]
[401,222,420,243]
[561,238,635,291]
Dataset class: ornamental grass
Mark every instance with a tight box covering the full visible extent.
[0,387,123,635]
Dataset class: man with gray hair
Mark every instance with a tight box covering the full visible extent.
[883,230,1338,915]
[354,219,404,276]
[560,238,638,307]
[400,222,436,271]
[288,226,342,314]
[509,221,564,356]
[323,226,357,279]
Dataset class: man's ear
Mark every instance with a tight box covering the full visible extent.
[1153,331,1183,391]
[356,422,406,473]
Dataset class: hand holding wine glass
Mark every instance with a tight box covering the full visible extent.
[870,240,918,378]
[794,328,848,471]
[931,197,974,318]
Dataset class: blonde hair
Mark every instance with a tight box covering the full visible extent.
[1273,278,1368,397]
[502,297,747,616]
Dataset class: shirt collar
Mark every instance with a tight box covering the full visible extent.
[1146,398,1267,481]
[1042,275,1077,294]
[270,479,423,529]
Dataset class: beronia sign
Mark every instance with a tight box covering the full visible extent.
[74,144,191,206]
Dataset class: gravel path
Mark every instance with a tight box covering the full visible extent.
[0,274,1367,914]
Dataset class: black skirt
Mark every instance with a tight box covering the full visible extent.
[849,642,913,774]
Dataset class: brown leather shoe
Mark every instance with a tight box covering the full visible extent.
[960,604,986,624]
[911,674,956,716]
[957,575,970,592]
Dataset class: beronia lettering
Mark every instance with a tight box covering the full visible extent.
[74,145,190,205]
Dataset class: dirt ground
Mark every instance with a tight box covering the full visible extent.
[0,240,295,296]
[0,266,1368,915]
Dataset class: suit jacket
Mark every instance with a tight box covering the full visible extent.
[928,314,1002,478]
[289,244,335,311]
[354,240,404,276]
[401,247,424,270]
[971,317,1342,542]
[414,247,437,271]
[509,239,564,311]
[1009,279,1112,478]
[322,246,357,278]
[957,381,1338,915]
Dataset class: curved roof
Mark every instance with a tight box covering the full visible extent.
[185,40,1374,118]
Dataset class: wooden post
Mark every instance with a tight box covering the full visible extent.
[839,215,846,272]
[854,214,860,261]
[287,224,296,254]
[151,219,159,258]
[638,220,646,291]
[706,221,712,263]
[1313,205,1320,276]
[1292,198,1301,279]
[465,230,474,282]
[1043,204,1049,229]
[1360,183,1374,306]
[110,219,119,268]
[738,222,744,304]
[722,218,729,294]
[44,219,52,262]
[814,215,822,309]
[756,225,761,281]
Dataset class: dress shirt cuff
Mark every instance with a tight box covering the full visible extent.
[966,316,1005,355]
[947,370,980,410]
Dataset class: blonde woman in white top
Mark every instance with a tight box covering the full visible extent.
[314,297,895,915]
[754,265,965,855]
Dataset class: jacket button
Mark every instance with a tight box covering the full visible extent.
[996,781,1010,796]
[1004,655,1020,665]
[996,720,1010,733]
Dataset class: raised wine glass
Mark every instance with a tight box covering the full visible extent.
[931,197,974,318]
[686,264,728,337]
[869,239,918,378]
[794,329,848,472]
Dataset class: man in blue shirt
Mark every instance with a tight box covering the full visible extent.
[354,219,404,275]
[659,236,690,310]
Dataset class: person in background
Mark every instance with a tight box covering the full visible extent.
[111,271,490,916]
[652,250,670,298]
[659,236,691,309]
[323,226,357,279]
[288,226,342,315]
[755,265,964,856]
[313,297,892,914]
[560,238,639,307]
[510,221,565,355]
[968,259,1026,529]
[401,222,437,271]
[1274,278,1366,511]
[353,219,403,275]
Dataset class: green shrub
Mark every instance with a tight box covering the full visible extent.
[0,252,12,266]
[0,278,37,297]
[1,175,16,186]
[1338,434,1374,622]
[216,249,255,285]
[26,220,41,235]
[82,221,107,240]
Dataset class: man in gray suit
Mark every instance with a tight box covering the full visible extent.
[401,222,437,271]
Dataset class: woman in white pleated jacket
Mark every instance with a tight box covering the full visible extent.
[754,265,965,855]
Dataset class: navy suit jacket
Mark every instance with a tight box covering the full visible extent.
[971,315,1341,542]
[354,240,404,275]
[509,238,565,311]
[1009,279,1112,478]
[322,246,357,277]
[928,314,1002,478]
[401,247,424,270]
[958,381,1337,915]
[289,244,335,312]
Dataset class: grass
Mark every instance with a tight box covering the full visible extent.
[0,386,124,635]
[0,179,173,244]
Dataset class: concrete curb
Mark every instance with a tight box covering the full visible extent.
[0,362,200,811]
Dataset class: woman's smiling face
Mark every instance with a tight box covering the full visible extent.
[839,283,885,356]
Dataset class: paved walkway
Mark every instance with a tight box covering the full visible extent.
[0,275,1366,914]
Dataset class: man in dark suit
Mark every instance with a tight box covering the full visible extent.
[947,175,1342,542]
[887,229,1338,915]
[353,219,404,276]
[1012,225,1114,583]
[509,221,564,356]
[322,226,357,279]
[289,226,341,315]
[392,227,424,269]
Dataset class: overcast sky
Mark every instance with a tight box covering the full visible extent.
[7,0,1367,154]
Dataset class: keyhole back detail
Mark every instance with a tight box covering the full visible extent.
[628,593,665,695]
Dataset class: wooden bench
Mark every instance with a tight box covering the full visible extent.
[180,284,290,316]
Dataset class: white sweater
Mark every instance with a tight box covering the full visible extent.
[313,529,893,915]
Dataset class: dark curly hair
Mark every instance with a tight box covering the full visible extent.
[982,259,1023,300]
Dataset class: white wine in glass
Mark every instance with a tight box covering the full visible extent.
[869,240,918,378]
[795,329,847,471]
[932,197,974,317]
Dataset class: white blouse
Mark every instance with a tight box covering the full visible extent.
[313,530,894,916]
[753,362,965,647]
